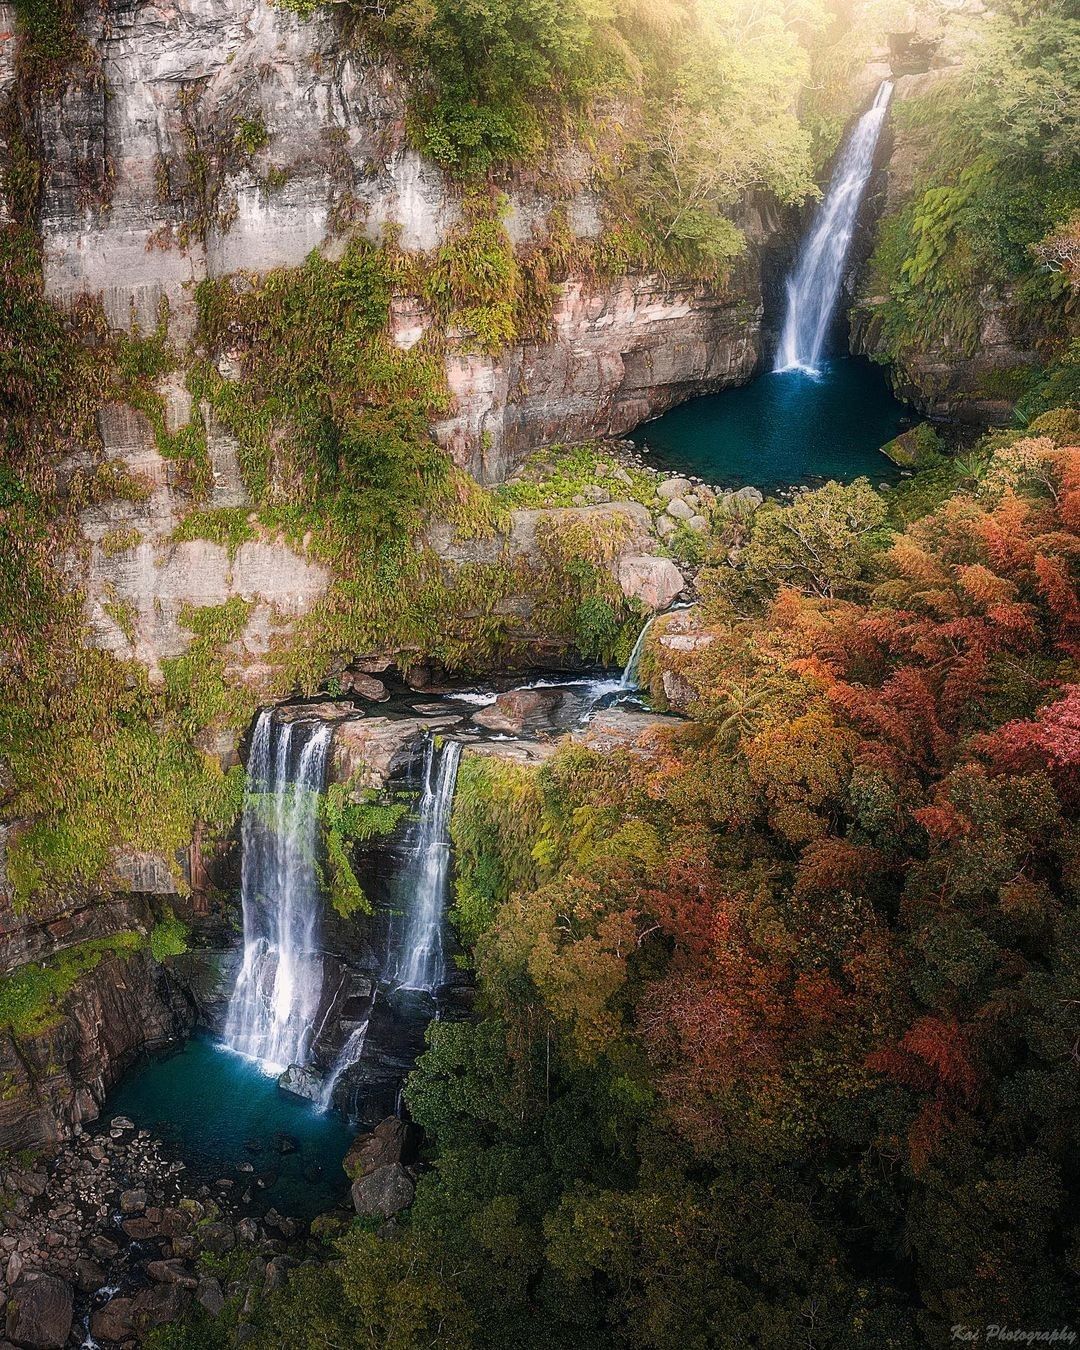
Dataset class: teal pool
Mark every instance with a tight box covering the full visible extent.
[631,357,911,493]
[106,1034,354,1220]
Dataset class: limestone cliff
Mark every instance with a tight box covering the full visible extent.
[20,0,770,483]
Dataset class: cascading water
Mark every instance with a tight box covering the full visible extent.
[620,615,657,691]
[774,81,893,376]
[391,737,462,993]
[319,1010,372,1110]
[224,711,332,1072]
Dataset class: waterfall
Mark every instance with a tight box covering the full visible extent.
[224,711,332,1073]
[391,737,461,993]
[620,615,656,690]
[319,1008,373,1110]
[774,81,893,376]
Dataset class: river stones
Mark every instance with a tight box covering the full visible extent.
[340,671,389,702]
[657,477,693,501]
[4,1274,73,1350]
[343,1117,412,1181]
[277,1063,324,1104]
[119,1187,146,1213]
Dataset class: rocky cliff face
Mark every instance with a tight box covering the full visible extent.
[25,0,769,484]
[434,272,762,483]
[0,948,192,1150]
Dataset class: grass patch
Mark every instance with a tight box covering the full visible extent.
[0,933,145,1038]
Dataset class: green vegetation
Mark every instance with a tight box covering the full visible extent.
[495,443,657,511]
[319,782,410,919]
[0,933,144,1037]
[864,2,1079,378]
[150,907,190,961]
[243,428,1080,1348]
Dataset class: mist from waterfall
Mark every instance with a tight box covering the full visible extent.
[224,711,332,1072]
[774,81,893,376]
[391,737,462,993]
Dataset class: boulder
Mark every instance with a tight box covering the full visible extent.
[276,1063,324,1104]
[5,1275,74,1350]
[275,701,357,724]
[471,689,563,734]
[341,671,389,702]
[665,497,693,521]
[331,715,462,791]
[350,1163,415,1219]
[73,1258,106,1294]
[616,555,684,612]
[91,1297,136,1344]
[573,710,684,755]
[657,477,693,501]
[343,1116,411,1181]
[119,1187,146,1213]
[196,1276,224,1317]
[687,515,709,532]
[146,1259,197,1289]
[199,1223,236,1256]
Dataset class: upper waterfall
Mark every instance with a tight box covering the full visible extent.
[224,711,332,1072]
[774,81,893,376]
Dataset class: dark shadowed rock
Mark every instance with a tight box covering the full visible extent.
[5,1275,74,1350]
[343,1116,412,1180]
[90,1296,136,1344]
[342,671,389,702]
[74,1258,106,1295]
[350,1163,415,1219]
[119,1187,146,1213]
[196,1276,224,1317]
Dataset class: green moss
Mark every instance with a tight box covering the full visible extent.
[319,781,411,919]
[102,599,137,644]
[150,907,189,961]
[0,933,145,1037]
[99,527,143,557]
[450,755,543,948]
[234,116,269,155]
[172,508,255,558]
[495,443,657,510]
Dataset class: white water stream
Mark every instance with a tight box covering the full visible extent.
[223,711,331,1073]
[775,81,893,376]
[391,737,462,993]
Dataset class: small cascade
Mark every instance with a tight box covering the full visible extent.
[620,614,657,691]
[319,1008,373,1111]
[391,737,462,993]
[774,81,893,376]
[224,711,332,1072]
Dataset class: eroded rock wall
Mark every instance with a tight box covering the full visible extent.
[30,0,769,484]
[0,949,192,1150]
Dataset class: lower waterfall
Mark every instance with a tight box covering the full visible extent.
[224,710,332,1072]
[391,737,462,993]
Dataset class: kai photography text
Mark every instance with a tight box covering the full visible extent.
[951,1330,1077,1346]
